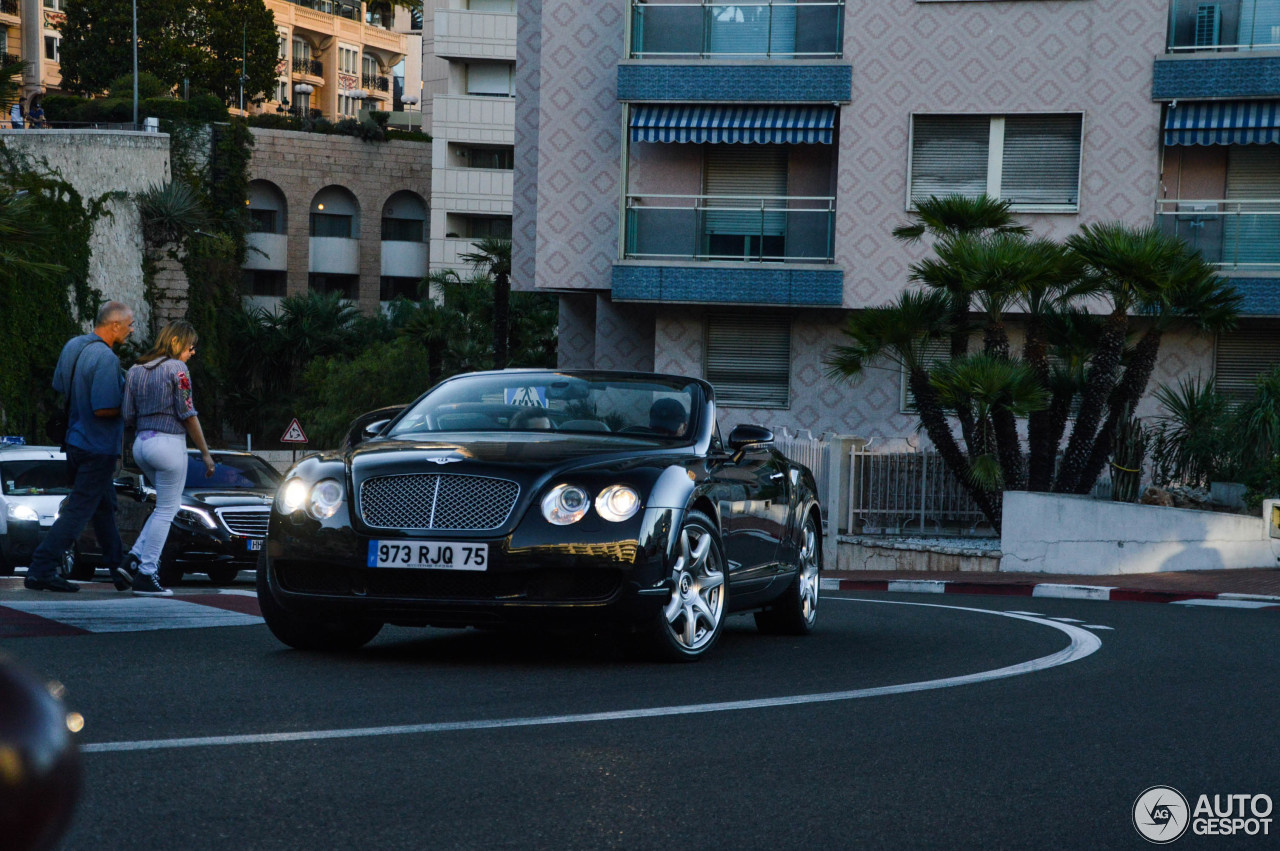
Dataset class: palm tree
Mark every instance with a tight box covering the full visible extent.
[1053,224,1191,493]
[826,289,1003,528]
[460,236,512,369]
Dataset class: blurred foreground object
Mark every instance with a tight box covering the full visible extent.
[0,656,82,851]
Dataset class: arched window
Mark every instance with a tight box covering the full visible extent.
[310,186,361,239]
[381,190,428,242]
[247,180,288,234]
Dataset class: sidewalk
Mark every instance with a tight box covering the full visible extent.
[823,567,1280,605]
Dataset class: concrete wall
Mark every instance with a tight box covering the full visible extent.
[0,130,170,334]
[1001,491,1277,575]
[246,128,431,314]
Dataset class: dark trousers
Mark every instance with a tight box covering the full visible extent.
[27,447,122,580]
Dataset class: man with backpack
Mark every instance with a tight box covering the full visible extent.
[24,302,135,592]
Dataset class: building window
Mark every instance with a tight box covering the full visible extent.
[275,80,289,104]
[339,46,359,75]
[338,94,359,117]
[380,276,421,301]
[293,39,311,62]
[249,209,279,234]
[43,0,61,9]
[909,114,1082,211]
[241,270,287,298]
[466,62,514,97]
[899,340,949,414]
[703,145,788,261]
[310,213,353,238]
[1216,323,1280,402]
[381,217,424,242]
[44,36,59,63]
[704,315,791,408]
[457,145,515,170]
[308,273,359,300]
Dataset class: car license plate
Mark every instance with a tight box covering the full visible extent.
[368,540,487,571]
[247,539,263,552]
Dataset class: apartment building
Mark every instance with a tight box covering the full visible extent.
[421,0,516,274]
[516,0,1280,439]
[259,0,418,122]
[3,0,67,109]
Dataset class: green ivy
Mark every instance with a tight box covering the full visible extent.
[0,142,114,442]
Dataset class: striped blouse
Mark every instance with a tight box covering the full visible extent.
[122,358,198,435]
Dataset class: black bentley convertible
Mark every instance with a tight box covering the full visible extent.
[258,370,823,660]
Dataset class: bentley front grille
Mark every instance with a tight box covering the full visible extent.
[217,508,270,537]
[359,473,520,531]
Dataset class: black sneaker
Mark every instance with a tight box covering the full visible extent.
[113,553,140,591]
[131,572,173,597]
[24,575,80,593]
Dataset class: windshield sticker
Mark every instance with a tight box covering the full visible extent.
[505,386,547,407]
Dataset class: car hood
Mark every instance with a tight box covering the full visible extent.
[5,494,66,525]
[352,435,692,471]
[182,489,276,509]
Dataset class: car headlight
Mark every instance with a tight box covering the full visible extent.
[6,504,39,523]
[595,485,641,522]
[542,484,590,525]
[175,506,217,529]
[307,478,345,520]
[278,478,309,514]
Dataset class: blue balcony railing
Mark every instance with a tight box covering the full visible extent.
[1156,198,1280,270]
[630,1,844,59]
[1167,0,1280,52]
[624,193,835,263]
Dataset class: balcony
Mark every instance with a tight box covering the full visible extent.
[0,1,17,17]
[293,58,324,78]
[624,193,835,263]
[432,166,515,214]
[435,9,518,62]
[432,94,515,144]
[363,73,390,92]
[1156,198,1280,270]
[288,0,361,21]
[1167,0,1280,52]
[629,0,844,58]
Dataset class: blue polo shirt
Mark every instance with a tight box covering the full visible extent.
[53,333,125,456]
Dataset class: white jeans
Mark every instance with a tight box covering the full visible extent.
[130,431,188,577]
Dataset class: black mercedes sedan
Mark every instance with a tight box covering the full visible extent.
[258,370,823,660]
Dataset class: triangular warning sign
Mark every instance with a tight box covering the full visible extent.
[280,418,309,443]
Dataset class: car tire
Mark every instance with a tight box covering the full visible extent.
[755,513,821,636]
[205,567,239,586]
[646,510,728,662]
[256,555,382,651]
[66,547,95,582]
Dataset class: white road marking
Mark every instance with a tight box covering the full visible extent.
[3,597,262,632]
[80,598,1101,755]
[1006,611,1045,617]
[216,589,259,598]
[1082,625,1114,630]
[1049,617,1086,623]
[1032,584,1114,600]
[886,580,947,594]
[1173,598,1279,609]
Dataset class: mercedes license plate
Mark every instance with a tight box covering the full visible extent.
[248,539,263,551]
[368,540,487,571]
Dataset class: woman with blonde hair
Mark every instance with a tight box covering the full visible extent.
[119,320,215,596]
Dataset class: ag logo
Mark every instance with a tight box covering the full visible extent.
[1134,786,1190,843]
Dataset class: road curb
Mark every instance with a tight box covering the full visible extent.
[820,577,1280,609]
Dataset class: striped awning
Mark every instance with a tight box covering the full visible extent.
[1164,101,1280,146]
[630,105,836,144]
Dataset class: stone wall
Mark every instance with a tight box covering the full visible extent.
[0,130,171,333]
[246,129,432,314]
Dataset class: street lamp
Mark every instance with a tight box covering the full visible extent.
[293,82,314,117]
[401,94,419,112]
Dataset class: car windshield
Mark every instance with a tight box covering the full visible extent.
[182,454,282,489]
[388,372,702,441]
[1,459,71,496]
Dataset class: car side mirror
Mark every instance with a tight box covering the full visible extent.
[113,476,146,503]
[727,424,774,452]
[362,419,392,441]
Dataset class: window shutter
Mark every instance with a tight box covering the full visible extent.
[910,116,989,203]
[1001,115,1082,208]
[705,314,791,407]
[1224,145,1280,268]
[467,63,512,96]
[899,340,950,413]
[704,145,788,236]
[1215,325,1280,401]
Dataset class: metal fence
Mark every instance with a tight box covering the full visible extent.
[849,448,986,534]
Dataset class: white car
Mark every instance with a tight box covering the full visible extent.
[0,444,70,575]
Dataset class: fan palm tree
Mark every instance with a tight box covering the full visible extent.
[825,289,1002,527]
[460,236,512,369]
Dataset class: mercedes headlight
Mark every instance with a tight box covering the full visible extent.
[542,484,589,525]
[175,506,217,529]
[6,504,39,523]
[307,478,345,520]
[595,485,641,522]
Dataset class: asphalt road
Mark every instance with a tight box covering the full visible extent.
[4,587,1278,850]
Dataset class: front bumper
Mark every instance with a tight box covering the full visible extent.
[263,506,679,630]
[1,520,46,567]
